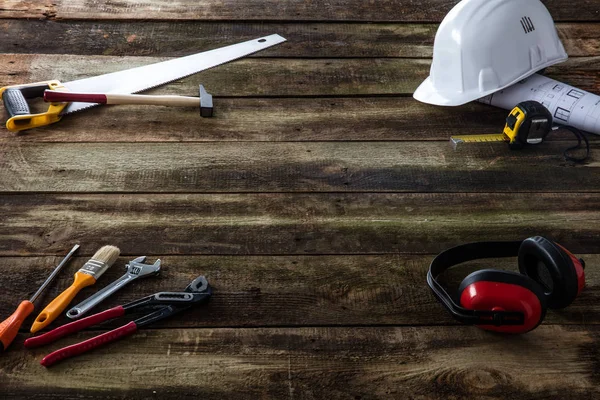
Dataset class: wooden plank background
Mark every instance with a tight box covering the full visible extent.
[1,1,599,398]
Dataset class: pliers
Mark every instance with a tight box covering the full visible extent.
[24,275,211,367]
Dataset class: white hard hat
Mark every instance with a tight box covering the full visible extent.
[413,0,568,106]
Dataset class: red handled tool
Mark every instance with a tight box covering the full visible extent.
[25,276,211,367]
[44,85,214,117]
[0,245,79,352]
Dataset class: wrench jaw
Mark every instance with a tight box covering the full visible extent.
[127,258,161,278]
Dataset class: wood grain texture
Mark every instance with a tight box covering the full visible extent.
[2,326,599,399]
[0,141,596,193]
[0,254,597,329]
[1,54,598,98]
[1,193,599,256]
[1,0,599,21]
[2,20,599,58]
[1,98,514,143]
[1,1,599,398]
[0,100,595,144]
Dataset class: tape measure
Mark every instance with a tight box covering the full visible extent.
[451,101,553,149]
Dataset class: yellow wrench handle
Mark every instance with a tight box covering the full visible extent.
[31,272,96,333]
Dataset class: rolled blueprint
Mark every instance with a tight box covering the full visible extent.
[479,74,600,135]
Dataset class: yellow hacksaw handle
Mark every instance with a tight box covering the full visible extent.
[0,80,67,132]
[31,272,96,333]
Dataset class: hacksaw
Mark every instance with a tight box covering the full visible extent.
[0,34,286,132]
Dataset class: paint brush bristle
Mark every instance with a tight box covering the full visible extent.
[90,245,120,267]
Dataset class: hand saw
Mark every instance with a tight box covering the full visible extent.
[0,34,286,132]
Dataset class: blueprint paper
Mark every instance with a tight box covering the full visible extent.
[479,74,600,135]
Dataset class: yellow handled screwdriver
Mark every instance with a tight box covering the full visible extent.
[30,245,120,333]
[0,244,79,352]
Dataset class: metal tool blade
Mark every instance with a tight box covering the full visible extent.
[61,34,286,115]
[30,244,80,303]
[449,134,507,150]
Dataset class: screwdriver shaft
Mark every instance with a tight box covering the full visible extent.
[30,244,80,303]
[1,244,79,352]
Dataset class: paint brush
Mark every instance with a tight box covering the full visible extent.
[30,245,120,333]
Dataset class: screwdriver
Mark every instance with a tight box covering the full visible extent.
[0,244,79,352]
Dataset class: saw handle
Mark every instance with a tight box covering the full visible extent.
[2,84,50,118]
[1,81,69,132]
[2,88,31,119]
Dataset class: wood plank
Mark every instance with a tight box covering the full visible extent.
[1,54,599,98]
[1,20,437,58]
[2,326,599,399]
[2,20,599,58]
[0,254,597,329]
[0,54,430,97]
[2,98,594,144]
[0,100,595,144]
[0,141,596,193]
[0,98,515,143]
[1,0,598,22]
[1,193,600,256]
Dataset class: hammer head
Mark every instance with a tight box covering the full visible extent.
[199,84,213,118]
[127,256,162,278]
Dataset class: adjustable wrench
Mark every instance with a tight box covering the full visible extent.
[66,256,161,319]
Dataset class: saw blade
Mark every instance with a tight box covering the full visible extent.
[61,34,286,115]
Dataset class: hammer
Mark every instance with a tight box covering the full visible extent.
[44,85,214,117]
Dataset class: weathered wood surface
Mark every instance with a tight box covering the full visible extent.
[1,193,599,256]
[0,98,512,143]
[0,254,597,329]
[1,0,599,21]
[1,0,599,398]
[3,326,599,399]
[0,142,596,192]
[2,20,599,58]
[1,99,596,144]
[2,54,600,97]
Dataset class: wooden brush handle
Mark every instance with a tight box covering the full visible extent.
[45,90,200,107]
[30,272,96,333]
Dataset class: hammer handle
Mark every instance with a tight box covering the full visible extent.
[45,91,200,107]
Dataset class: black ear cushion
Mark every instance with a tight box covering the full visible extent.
[458,269,547,329]
[518,236,578,309]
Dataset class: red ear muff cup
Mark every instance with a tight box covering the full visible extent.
[458,270,547,333]
[518,236,579,309]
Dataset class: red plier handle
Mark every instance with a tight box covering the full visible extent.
[41,321,138,367]
[25,306,125,348]
[24,306,130,367]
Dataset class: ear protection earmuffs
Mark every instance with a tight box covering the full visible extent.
[427,237,585,333]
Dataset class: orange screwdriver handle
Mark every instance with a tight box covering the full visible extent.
[31,272,96,333]
[0,300,34,351]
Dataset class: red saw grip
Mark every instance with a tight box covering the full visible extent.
[41,321,138,367]
[25,306,126,348]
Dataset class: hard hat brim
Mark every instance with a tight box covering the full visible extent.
[413,55,568,107]
[413,77,467,106]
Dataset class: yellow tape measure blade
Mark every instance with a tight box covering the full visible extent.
[450,134,507,149]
